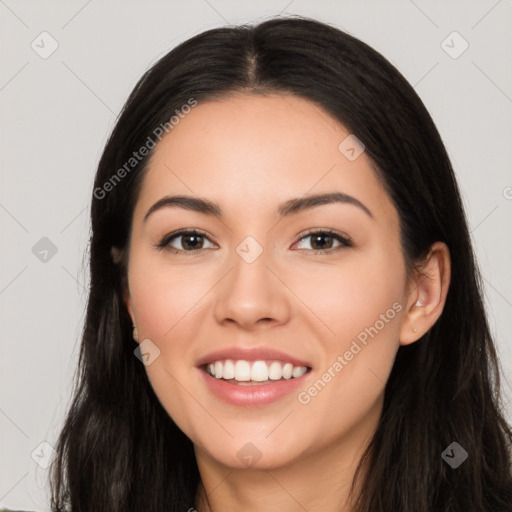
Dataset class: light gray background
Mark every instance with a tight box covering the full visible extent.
[1,1,511,510]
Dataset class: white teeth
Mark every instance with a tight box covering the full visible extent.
[205,359,309,382]
[234,360,251,381]
[282,363,293,379]
[292,366,307,378]
[250,361,269,382]
[214,361,223,379]
[268,361,283,380]
[223,359,235,380]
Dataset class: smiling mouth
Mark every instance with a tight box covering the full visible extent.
[202,359,312,385]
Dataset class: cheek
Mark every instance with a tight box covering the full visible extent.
[289,249,403,382]
[127,257,213,437]
[127,256,212,402]
[128,256,212,342]
[289,247,405,442]
[287,245,406,348]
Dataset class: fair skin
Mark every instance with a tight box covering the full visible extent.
[121,93,450,511]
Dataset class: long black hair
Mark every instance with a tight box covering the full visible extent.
[49,15,512,512]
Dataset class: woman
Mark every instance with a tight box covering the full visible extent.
[42,15,512,512]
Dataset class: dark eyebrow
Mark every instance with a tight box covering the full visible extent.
[143,192,373,223]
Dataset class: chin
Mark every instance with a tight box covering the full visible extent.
[194,428,312,471]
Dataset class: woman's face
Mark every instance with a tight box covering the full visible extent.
[124,93,413,470]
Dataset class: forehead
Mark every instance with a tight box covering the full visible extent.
[135,93,396,224]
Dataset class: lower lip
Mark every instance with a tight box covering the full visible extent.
[199,368,311,406]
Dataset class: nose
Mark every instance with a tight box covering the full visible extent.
[213,245,291,331]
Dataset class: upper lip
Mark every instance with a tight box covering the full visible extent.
[196,347,312,369]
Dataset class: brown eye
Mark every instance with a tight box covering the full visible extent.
[294,230,353,254]
[156,229,215,253]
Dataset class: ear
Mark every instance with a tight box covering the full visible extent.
[399,241,451,345]
[110,246,136,326]
[124,289,136,326]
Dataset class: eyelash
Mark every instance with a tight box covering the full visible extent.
[155,228,353,255]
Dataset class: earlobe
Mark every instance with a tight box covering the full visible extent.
[399,241,451,345]
[125,295,135,324]
[113,249,137,331]
[124,294,140,344]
